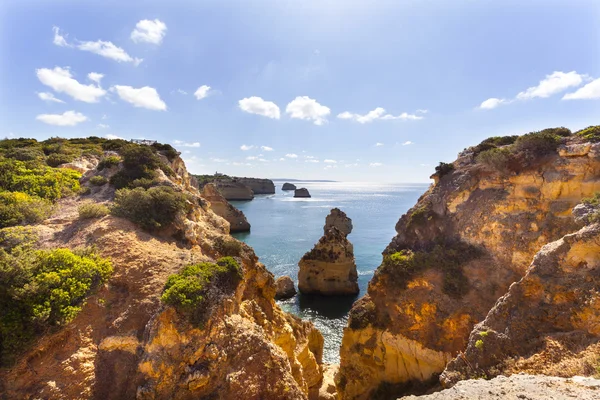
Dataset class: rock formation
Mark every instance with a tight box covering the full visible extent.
[192,175,275,196]
[337,132,600,399]
[294,188,311,198]
[275,276,297,300]
[237,178,276,194]
[298,209,359,295]
[214,181,254,201]
[283,182,297,191]
[201,183,251,232]
[0,143,324,400]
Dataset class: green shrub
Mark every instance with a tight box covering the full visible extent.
[214,236,243,256]
[89,175,108,186]
[514,131,561,156]
[0,241,112,366]
[130,178,161,189]
[101,139,129,151]
[0,191,53,228]
[541,127,571,137]
[111,186,191,230]
[78,203,109,219]
[97,156,121,170]
[473,135,519,156]
[575,126,600,142]
[0,138,39,150]
[151,143,180,161]
[475,339,484,350]
[476,147,515,172]
[407,203,432,228]
[433,162,454,178]
[5,147,44,162]
[109,145,163,189]
[161,257,243,325]
[583,192,600,207]
[46,152,75,167]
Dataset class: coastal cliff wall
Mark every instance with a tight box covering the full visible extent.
[337,131,600,399]
[201,183,251,232]
[0,144,323,400]
[237,178,275,194]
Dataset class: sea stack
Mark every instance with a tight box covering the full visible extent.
[294,188,311,198]
[298,209,359,295]
[282,182,297,191]
[201,183,251,232]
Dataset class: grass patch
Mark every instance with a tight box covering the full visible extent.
[161,256,243,326]
[78,203,110,219]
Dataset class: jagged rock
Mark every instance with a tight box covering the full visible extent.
[275,276,297,300]
[324,208,352,236]
[282,183,297,191]
[201,183,251,233]
[298,214,359,295]
[440,221,600,386]
[214,181,254,201]
[294,188,311,198]
[58,155,99,173]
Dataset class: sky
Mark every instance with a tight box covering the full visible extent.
[1,0,599,182]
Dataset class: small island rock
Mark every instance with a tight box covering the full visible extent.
[294,188,311,198]
[275,276,297,300]
[282,182,297,191]
[298,209,359,295]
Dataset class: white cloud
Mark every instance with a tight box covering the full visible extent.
[111,85,167,110]
[279,158,285,161]
[77,40,142,65]
[106,133,124,140]
[210,158,227,163]
[479,97,508,110]
[36,110,87,126]
[177,89,188,95]
[416,109,428,114]
[101,114,108,120]
[261,146,274,151]
[174,141,201,148]
[286,96,330,125]
[37,67,106,103]
[246,156,258,160]
[131,19,167,45]
[563,78,600,100]
[324,165,337,170]
[97,123,109,129]
[52,26,69,47]
[338,107,423,122]
[402,141,413,146]
[324,159,337,164]
[258,158,269,162]
[87,72,104,84]
[305,159,319,163]
[286,153,298,158]
[345,163,359,167]
[37,92,65,103]
[240,144,254,151]
[239,96,280,119]
[369,162,383,167]
[516,71,585,100]
[194,85,211,100]
[375,142,384,147]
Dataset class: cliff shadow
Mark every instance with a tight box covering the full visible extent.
[297,292,358,319]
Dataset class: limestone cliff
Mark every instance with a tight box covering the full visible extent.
[237,177,276,194]
[0,146,324,400]
[214,181,254,201]
[298,209,359,295]
[337,133,600,399]
[201,183,251,232]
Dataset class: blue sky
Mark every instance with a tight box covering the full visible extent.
[1,0,599,182]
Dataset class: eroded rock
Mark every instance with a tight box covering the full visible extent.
[294,188,311,198]
[201,183,251,233]
[275,276,297,300]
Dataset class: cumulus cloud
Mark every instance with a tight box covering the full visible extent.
[375,142,384,147]
[87,72,104,84]
[36,67,106,103]
[52,26,69,47]
[131,19,167,45]
[285,153,298,158]
[36,110,87,126]
[563,78,600,100]
[238,96,280,119]
[369,162,383,167]
[37,92,65,103]
[111,85,167,110]
[402,141,413,146]
[324,159,337,163]
[240,144,254,151]
[194,85,211,100]
[480,71,587,109]
[338,107,423,123]
[261,146,273,151]
[286,96,330,125]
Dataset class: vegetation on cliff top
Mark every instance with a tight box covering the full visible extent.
[161,256,243,326]
[575,125,600,142]
[0,227,112,367]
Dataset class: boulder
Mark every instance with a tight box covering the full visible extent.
[274,276,297,300]
[282,182,297,191]
[324,208,352,236]
[294,188,311,198]
[201,184,251,232]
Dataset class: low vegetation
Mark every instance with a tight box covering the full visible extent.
[575,126,600,142]
[109,144,174,189]
[0,227,112,366]
[161,256,243,326]
[213,236,243,257]
[0,191,53,228]
[97,155,121,170]
[78,203,110,219]
[89,175,108,186]
[433,162,454,178]
[111,186,192,230]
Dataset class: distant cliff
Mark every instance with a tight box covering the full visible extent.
[193,174,275,199]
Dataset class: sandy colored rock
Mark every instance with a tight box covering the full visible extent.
[214,181,254,200]
[275,276,297,300]
[283,182,297,191]
[201,183,251,232]
[324,208,352,236]
[237,178,275,194]
[294,188,311,198]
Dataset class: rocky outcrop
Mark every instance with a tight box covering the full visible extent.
[338,134,600,399]
[0,142,324,400]
[215,181,254,201]
[401,374,600,400]
[298,210,359,295]
[295,188,311,198]
[283,183,297,191]
[441,218,600,386]
[201,183,251,232]
[237,178,275,195]
[324,208,352,236]
[275,276,297,300]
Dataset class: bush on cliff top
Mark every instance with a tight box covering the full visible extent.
[161,256,243,326]
[433,162,454,179]
[0,191,53,228]
[0,229,112,366]
[575,126,600,142]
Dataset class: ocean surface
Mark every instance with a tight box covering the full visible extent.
[231,181,429,363]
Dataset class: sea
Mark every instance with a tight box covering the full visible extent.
[231,181,429,363]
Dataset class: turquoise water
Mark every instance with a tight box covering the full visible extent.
[231,181,428,363]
